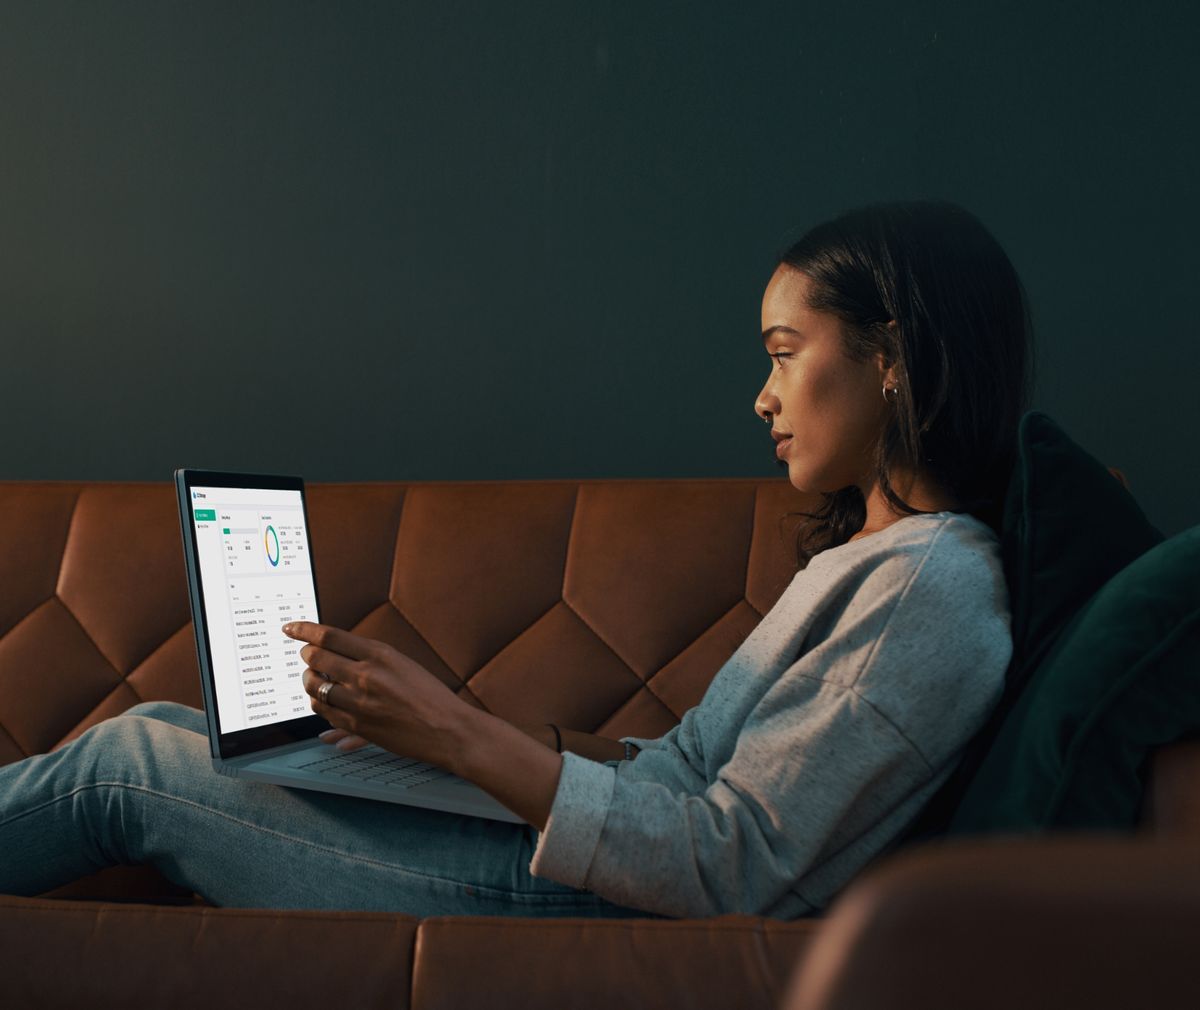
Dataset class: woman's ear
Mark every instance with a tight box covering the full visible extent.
[879,319,900,371]
[874,347,900,385]
[875,348,901,392]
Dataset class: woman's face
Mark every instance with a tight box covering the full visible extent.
[755,264,894,496]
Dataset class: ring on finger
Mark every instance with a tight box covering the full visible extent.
[317,678,336,705]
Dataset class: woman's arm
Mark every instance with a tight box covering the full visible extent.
[283,621,637,829]
[512,723,636,764]
[439,716,642,827]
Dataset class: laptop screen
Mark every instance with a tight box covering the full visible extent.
[188,484,319,735]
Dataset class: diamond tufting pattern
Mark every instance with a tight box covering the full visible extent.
[0,478,821,764]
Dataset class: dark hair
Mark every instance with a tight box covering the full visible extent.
[775,200,1035,567]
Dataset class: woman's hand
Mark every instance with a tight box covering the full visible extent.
[284,621,472,771]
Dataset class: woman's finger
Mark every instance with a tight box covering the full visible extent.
[298,643,359,683]
[318,727,370,752]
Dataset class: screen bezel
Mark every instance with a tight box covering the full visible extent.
[174,467,330,760]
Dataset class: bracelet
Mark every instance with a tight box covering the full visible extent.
[624,740,634,761]
[546,723,562,754]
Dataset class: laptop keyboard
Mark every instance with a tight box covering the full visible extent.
[291,745,453,790]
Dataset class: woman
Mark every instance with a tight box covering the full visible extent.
[0,199,1031,919]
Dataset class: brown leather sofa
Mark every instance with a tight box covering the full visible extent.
[0,477,1196,1009]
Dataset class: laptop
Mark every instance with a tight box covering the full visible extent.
[174,468,523,824]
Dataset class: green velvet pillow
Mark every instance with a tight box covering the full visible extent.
[948,524,1200,832]
[897,411,1164,844]
[1000,410,1164,680]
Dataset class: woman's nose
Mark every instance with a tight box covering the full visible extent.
[755,388,776,422]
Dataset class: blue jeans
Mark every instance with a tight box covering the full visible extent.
[0,700,653,918]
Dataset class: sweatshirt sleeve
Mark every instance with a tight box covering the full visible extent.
[528,534,1011,918]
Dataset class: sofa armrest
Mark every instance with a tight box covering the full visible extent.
[783,835,1200,1010]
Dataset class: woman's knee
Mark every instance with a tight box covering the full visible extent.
[83,707,212,790]
[122,700,207,734]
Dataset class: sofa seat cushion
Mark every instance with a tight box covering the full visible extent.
[0,894,419,1008]
[411,914,820,1010]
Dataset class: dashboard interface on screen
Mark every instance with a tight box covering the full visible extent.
[189,485,317,734]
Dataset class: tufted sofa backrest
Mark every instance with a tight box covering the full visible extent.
[0,479,820,763]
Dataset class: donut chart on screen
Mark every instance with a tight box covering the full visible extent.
[264,524,280,567]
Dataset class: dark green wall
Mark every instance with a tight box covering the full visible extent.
[1,2,1195,536]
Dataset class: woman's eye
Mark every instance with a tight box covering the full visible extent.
[770,352,792,365]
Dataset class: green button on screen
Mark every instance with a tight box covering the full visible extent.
[194,509,216,521]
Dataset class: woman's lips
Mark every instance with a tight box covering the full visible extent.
[775,437,793,458]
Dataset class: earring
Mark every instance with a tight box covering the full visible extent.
[882,384,899,403]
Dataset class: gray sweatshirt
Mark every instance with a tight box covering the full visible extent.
[529,510,1012,919]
